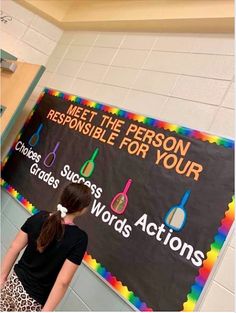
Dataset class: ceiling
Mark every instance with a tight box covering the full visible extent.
[16,0,234,32]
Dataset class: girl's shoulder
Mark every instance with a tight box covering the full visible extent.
[21,210,49,233]
[32,210,49,220]
[26,210,49,225]
[66,224,88,240]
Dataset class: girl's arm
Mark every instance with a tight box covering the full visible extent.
[41,259,78,312]
[1,230,28,287]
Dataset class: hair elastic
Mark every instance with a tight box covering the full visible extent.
[57,204,68,218]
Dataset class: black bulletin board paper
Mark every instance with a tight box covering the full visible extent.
[1,88,234,311]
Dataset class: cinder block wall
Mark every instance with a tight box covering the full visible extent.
[1,1,234,311]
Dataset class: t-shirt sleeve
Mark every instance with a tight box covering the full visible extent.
[21,211,45,233]
[21,215,34,233]
[67,233,88,265]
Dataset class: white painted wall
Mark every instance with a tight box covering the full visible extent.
[1,1,234,311]
[43,31,234,139]
[1,0,62,65]
[0,0,62,156]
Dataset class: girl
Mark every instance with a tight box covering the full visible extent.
[0,182,91,311]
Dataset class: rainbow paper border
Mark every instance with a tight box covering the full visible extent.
[1,88,234,311]
[1,179,39,215]
[83,252,152,311]
[183,197,234,311]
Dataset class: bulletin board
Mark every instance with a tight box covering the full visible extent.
[1,88,234,311]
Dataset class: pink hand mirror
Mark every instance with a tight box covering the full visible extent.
[111,179,132,215]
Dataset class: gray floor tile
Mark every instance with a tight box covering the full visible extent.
[1,217,19,248]
[59,290,90,311]
[1,189,10,213]
[1,243,7,262]
[3,200,30,229]
[72,264,133,311]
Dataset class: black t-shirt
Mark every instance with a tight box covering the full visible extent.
[14,211,88,305]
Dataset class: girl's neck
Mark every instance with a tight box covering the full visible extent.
[63,213,76,225]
